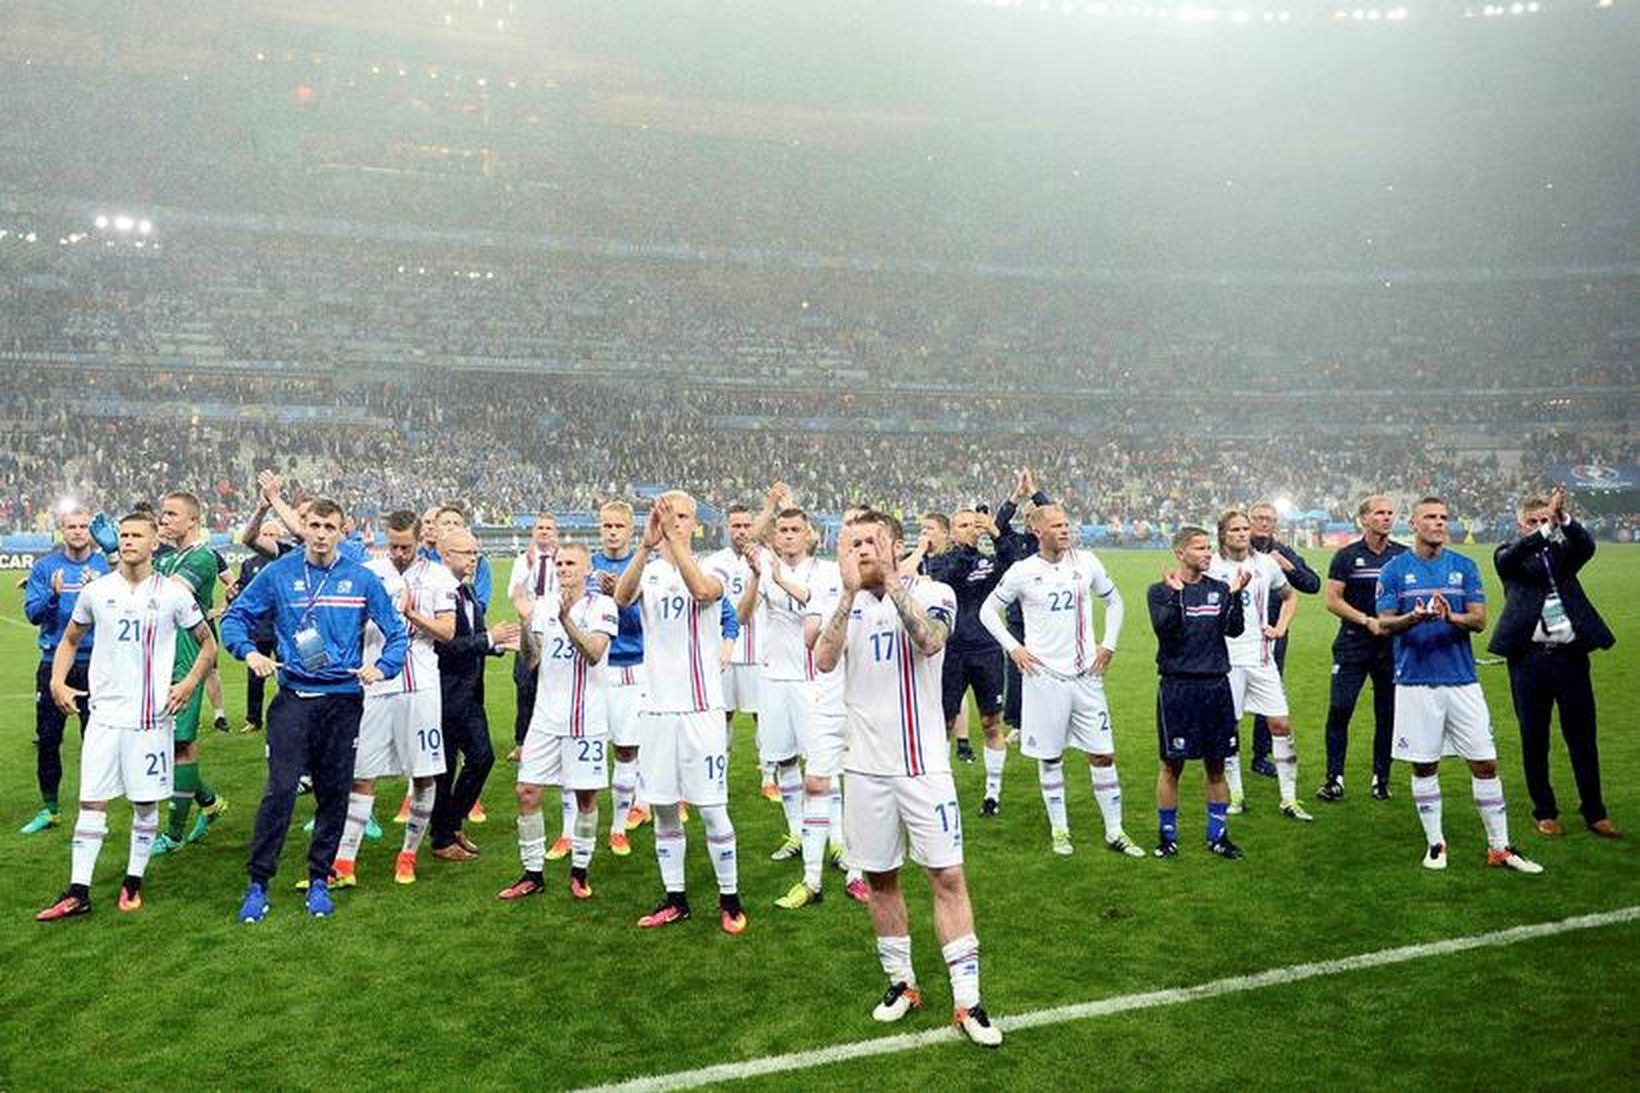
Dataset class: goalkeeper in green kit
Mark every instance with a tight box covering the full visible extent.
[151,491,229,854]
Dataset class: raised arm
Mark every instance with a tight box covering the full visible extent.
[886,582,950,658]
[559,595,612,665]
[736,550,761,623]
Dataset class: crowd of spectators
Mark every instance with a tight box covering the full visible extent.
[0,231,1633,538]
[0,363,1631,538]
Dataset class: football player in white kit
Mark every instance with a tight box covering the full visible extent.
[740,507,825,863]
[331,510,458,887]
[615,491,747,935]
[1208,510,1312,822]
[508,511,578,860]
[503,545,621,901]
[778,515,870,908]
[711,498,767,791]
[981,504,1145,859]
[38,512,215,920]
[814,512,1001,1048]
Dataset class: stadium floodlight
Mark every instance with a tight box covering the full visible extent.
[137,219,152,235]
[1274,497,1295,518]
[56,496,82,516]
[113,215,134,232]
[94,214,109,229]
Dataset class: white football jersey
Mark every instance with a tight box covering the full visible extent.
[508,547,558,606]
[72,571,204,730]
[986,550,1123,678]
[707,547,763,666]
[1207,552,1288,668]
[841,576,957,777]
[636,552,732,713]
[758,550,824,682]
[364,557,458,695]
[529,592,620,737]
[803,559,846,715]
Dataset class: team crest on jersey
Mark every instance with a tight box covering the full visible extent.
[1447,572,1463,586]
[1354,557,1364,567]
[1404,573,1417,585]
[1207,592,1220,604]
[338,580,353,592]
[293,579,307,590]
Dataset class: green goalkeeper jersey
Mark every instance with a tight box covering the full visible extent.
[155,542,218,680]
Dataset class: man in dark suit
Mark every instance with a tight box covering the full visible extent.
[430,530,519,860]
[1489,487,1619,838]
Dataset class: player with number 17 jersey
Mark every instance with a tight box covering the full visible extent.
[844,576,957,778]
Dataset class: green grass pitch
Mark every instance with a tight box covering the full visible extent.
[1,547,1635,1090]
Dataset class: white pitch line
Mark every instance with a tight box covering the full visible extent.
[582,905,1640,1093]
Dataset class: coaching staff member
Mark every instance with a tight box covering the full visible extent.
[221,499,408,922]
[430,529,518,859]
[1489,487,1618,838]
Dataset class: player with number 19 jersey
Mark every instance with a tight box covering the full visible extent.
[638,554,733,715]
[843,576,957,778]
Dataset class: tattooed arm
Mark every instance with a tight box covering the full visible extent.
[887,583,950,657]
[813,589,855,674]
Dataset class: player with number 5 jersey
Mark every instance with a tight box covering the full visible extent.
[814,510,1001,1048]
[38,511,215,922]
[615,490,748,934]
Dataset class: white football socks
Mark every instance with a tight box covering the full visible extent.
[1412,774,1445,848]
[337,791,374,865]
[983,745,1007,800]
[611,758,638,836]
[1090,763,1123,841]
[777,761,803,840]
[1472,776,1510,851]
[653,804,686,892]
[942,933,982,1011]
[517,809,546,872]
[877,934,914,986]
[70,809,108,888]
[1038,759,1068,833]
[801,791,830,892]
[572,805,597,869]
[1273,733,1299,804]
[699,803,739,895]
[127,802,159,879]
[402,784,435,856]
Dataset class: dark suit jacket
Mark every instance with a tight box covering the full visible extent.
[1488,518,1615,658]
[434,585,496,714]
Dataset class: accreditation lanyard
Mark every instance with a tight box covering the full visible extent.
[298,561,336,631]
